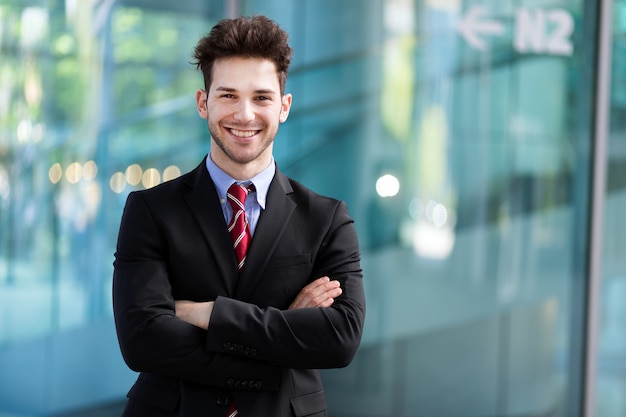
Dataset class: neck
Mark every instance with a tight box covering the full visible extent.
[209,153,272,181]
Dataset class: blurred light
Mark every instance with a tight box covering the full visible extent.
[82,160,97,181]
[49,163,63,184]
[432,203,448,227]
[64,0,77,25]
[162,165,181,182]
[32,123,44,143]
[408,198,424,220]
[426,0,460,12]
[125,164,142,186]
[110,172,126,194]
[52,33,75,55]
[20,8,48,50]
[376,174,400,198]
[412,221,455,260]
[24,71,42,106]
[384,0,414,34]
[16,120,32,143]
[65,162,82,184]
[142,168,160,189]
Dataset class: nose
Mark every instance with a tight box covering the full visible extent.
[233,99,254,122]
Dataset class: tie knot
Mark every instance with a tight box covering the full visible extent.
[227,183,254,211]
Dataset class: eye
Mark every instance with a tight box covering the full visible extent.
[256,96,270,101]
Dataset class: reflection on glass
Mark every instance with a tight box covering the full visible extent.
[49,163,63,184]
[141,167,160,189]
[163,165,181,182]
[110,172,126,194]
[376,174,400,198]
[65,162,82,184]
[82,160,98,181]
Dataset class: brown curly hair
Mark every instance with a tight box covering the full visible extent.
[192,15,293,95]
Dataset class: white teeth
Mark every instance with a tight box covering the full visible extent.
[230,128,257,138]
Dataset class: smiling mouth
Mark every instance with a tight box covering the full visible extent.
[229,128,260,138]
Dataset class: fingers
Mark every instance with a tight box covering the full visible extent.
[289,276,343,310]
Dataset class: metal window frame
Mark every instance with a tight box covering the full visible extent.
[584,0,613,415]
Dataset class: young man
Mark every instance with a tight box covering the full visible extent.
[113,15,365,417]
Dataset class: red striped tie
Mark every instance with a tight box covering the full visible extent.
[226,183,254,417]
[227,402,239,417]
[227,183,253,271]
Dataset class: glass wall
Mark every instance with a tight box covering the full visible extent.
[0,0,611,416]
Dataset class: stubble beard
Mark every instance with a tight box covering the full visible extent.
[208,121,277,165]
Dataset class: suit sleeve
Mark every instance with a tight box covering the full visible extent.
[112,191,282,390]
[206,200,366,369]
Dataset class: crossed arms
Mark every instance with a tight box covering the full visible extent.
[113,190,365,389]
[175,276,342,330]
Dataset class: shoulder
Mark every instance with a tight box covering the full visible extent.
[271,165,337,205]
[287,177,340,206]
[279,174,351,220]
[125,170,190,204]
[145,169,194,194]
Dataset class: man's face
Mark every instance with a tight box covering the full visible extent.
[196,57,292,178]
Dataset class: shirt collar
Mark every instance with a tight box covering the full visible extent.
[205,153,275,210]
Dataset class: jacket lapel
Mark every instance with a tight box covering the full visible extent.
[183,157,239,294]
[235,168,296,300]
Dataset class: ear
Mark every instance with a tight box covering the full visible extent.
[195,89,208,119]
[279,93,292,123]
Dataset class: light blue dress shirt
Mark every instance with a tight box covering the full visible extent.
[205,154,275,236]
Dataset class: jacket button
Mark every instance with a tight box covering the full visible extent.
[226,378,234,387]
[216,395,230,407]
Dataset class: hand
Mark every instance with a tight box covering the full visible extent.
[289,276,342,310]
[175,300,214,330]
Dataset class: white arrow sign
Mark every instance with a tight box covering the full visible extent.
[457,6,575,55]
[456,5,505,50]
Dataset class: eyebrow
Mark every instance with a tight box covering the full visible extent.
[215,86,277,95]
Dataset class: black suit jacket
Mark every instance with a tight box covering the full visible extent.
[113,157,365,417]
